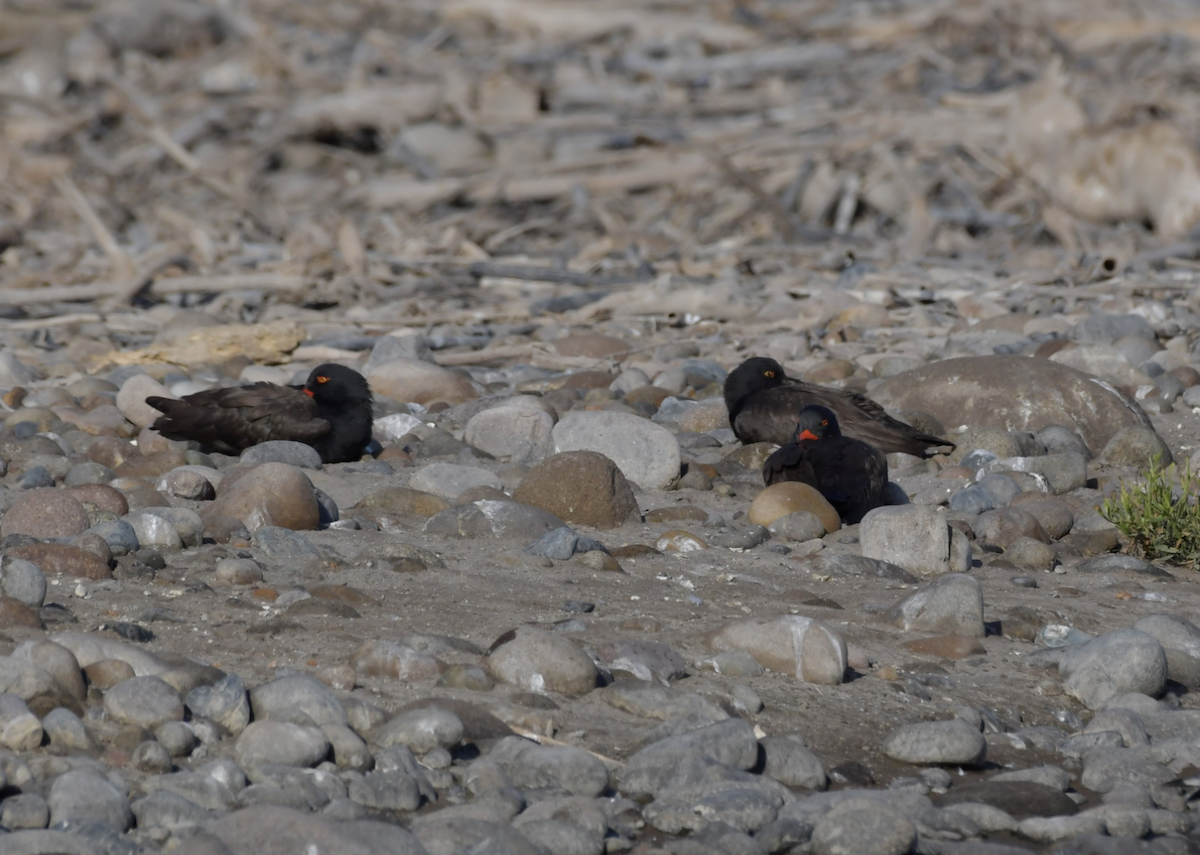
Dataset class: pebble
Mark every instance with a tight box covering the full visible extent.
[887,573,986,637]
[351,640,443,681]
[810,803,917,855]
[425,499,564,539]
[1058,629,1168,709]
[235,720,330,768]
[116,374,174,428]
[375,706,464,754]
[512,451,638,528]
[208,462,320,532]
[883,718,988,765]
[524,527,606,560]
[767,510,826,542]
[214,557,264,585]
[249,673,346,727]
[706,616,847,684]
[551,411,681,490]
[409,461,503,500]
[759,735,827,790]
[187,672,251,733]
[0,693,42,750]
[355,485,449,518]
[464,402,555,462]
[483,628,598,695]
[103,676,185,729]
[367,357,481,406]
[0,557,46,607]
[1005,536,1057,571]
[490,736,610,796]
[748,481,840,531]
[240,440,324,469]
[0,488,89,539]
[860,505,971,575]
[988,452,1088,493]
[157,466,217,500]
[1098,426,1174,467]
[595,639,686,684]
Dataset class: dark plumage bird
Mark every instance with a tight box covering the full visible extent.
[724,356,953,457]
[147,363,373,464]
[762,405,889,524]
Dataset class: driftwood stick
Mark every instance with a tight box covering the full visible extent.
[52,174,138,285]
[468,262,654,287]
[0,273,306,306]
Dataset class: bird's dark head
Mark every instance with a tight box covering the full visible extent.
[724,356,787,406]
[304,363,372,407]
[794,405,840,442]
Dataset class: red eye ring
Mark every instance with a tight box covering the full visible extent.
[764,370,775,378]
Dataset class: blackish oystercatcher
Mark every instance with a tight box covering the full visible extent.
[762,405,890,524]
[724,356,953,458]
[147,363,373,464]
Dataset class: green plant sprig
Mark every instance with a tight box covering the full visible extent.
[1099,454,1200,566]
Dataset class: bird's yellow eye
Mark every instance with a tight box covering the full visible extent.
[764,370,775,378]
[316,375,329,384]
[822,420,828,426]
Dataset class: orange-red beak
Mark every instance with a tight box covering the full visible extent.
[304,389,315,398]
[799,429,819,441]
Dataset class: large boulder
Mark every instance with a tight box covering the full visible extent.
[871,355,1153,454]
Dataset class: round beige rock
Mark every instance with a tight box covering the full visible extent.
[208,463,319,532]
[354,486,449,519]
[117,374,175,429]
[707,616,847,685]
[1,489,90,540]
[351,640,443,681]
[367,358,481,406]
[655,530,709,552]
[14,641,85,702]
[484,627,598,696]
[83,659,137,689]
[749,482,840,532]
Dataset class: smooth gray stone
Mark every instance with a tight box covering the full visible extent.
[248,674,346,728]
[759,735,827,790]
[240,441,323,470]
[204,806,429,854]
[524,527,607,559]
[130,789,214,834]
[884,718,987,766]
[140,771,238,811]
[486,736,610,797]
[347,770,423,812]
[0,557,46,607]
[47,770,133,832]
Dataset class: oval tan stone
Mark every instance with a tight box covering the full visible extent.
[367,358,480,406]
[707,616,847,685]
[354,486,450,519]
[749,482,840,532]
[209,462,319,532]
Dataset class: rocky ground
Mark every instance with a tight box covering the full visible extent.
[6,0,1200,854]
